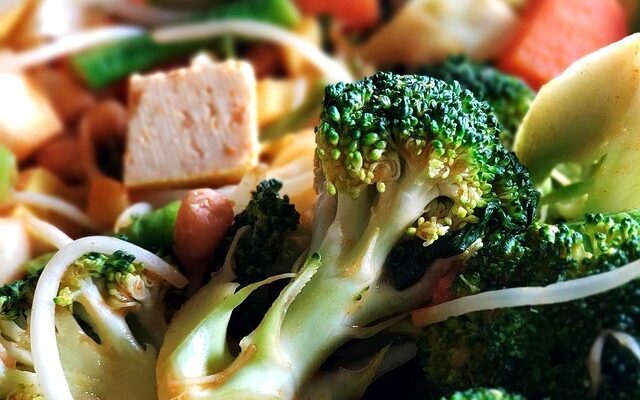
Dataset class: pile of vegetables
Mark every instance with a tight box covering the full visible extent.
[2,0,640,399]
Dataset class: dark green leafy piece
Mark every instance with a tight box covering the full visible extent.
[0,253,52,321]
[443,388,525,400]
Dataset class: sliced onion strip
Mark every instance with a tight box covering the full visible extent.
[152,20,354,83]
[412,258,640,327]
[271,171,315,198]
[23,214,73,249]
[31,236,187,400]
[12,191,99,231]
[0,26,143,71]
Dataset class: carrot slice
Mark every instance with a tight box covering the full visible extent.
[498,0,627,89]
[295,0,380,30]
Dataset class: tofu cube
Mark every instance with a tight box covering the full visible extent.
[124,59,259,189]
[0,72,62,160]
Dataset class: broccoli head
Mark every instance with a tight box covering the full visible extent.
[157,72,537,399]
[419,56,535,149]
[219,179,307,335]
[419,210,640,399]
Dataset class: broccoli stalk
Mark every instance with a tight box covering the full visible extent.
[419,210,640,399]
[157,72,537,399]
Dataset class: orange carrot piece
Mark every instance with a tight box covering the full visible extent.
[295,0,380,30]
[86,175,129,229]
[498,0,627,89]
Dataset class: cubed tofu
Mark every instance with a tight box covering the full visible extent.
[0,217,31,285]
[124,59,259,189]
[0,72,62,160]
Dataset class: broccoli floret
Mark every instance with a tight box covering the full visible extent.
[420,56,535,149]
[0,274,39,323]
[443,388,525,400]
[119,201,180,252]
[0,253,51,322]
[157,72,538,399]
[219,179,306,335]
[222,179,301,284]
[420,210,640,399]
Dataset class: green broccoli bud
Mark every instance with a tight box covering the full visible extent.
[119,201,180,252]
[222,179,301,285]
[55,250,154,311]
[0,279,37,321]
[218,179,306,335]
[419,56,535,149]
[420,210,640,399]
[0,253,52,321]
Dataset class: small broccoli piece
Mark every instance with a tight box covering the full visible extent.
[56,249,170,347]
[157,72,538,399]
[420,56,535,149]
[443,388,525,400]
[0,275,38,322]
[420,210,640,399]
[0,253,51,322]
[221,179,301,285]
[219,179,306,335]
[119,201,180,252]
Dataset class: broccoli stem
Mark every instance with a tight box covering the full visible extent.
[206,173,439,398]
[75,279,141,356]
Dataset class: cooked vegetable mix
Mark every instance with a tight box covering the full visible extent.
[0,1,637,399]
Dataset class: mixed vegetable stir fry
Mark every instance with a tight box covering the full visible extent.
[0,0,639,399]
